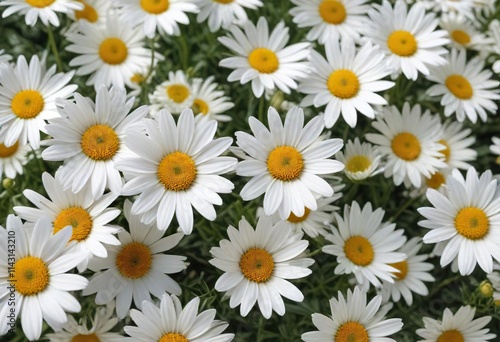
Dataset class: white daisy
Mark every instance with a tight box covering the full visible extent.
[193,0,262,32]
[42,86,148,197]
[235,106,344,220]
[420,0,476,20]
[67,0,113,28]
[219,17,311,98]
[289,0,371,44]
[83,200,187,319]
[364,0,449,80]
[0,55,77,149]
[124,294,234,342]
[440,12,493,51]
[0,140,31,180]
[299,38,394,128]
[323,201,406,290]
[13,171,121,272]
[210,215,314,318]
[301,286,403,342]
[420,167,452,193]
[365,102,447,188]
[416,305,496,341]
[336,138,383,181]
[0,215,88,341]
[427,48,500,123]
[438,120,477,170]
[190,76,234,122]
[488,19,500,75]
[149,70,193,115]
[116,0,199,38]
[65,14,158,88]
[0,0,83,26]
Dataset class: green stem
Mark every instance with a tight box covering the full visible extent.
[390,195,418,222]
[258,95,265,122]
[179,35,189,70]
[47,25,62,72]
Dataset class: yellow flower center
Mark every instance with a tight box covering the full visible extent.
[81,124,120,161]
[71,333,100,342]
[140,0,169,14]
[344,236,374,266]
[327,69,359,99]
[451,30,471,46]
[53,207,94,242]
[438,139,450,162]
[192,98,209,115]
[213,0,233,3]
[391,132,421,161]
[387,30,418,57]
[11,90,45,119]
[99,38,128,65]
[437,330,464,342]
[158,152,197,191]
[445,74,473,100]
[0,141,19,158]
[75,0,98,23]
[248,48,279,74]
[267,146,304,181]
[116,242,152,279]
[426,172,446,189]
[454,207,489,240]
[130,73,145,84]
[239,248,274,283]
[318,0,347,25]
[390,260,408,280]
[345,155,371,173]
[335,321,369,342]
[25,0,55,8]
[11,256,49,296]
[287,207,311,223]
[167,84,190,103]
[158,333,188,342]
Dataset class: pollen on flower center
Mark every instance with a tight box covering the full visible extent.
[140,0,169,14]
[319,0,347,25]
[335,321,369,342]
[25,0,55,8]
[192,98,209,115]
[75,0,98,22]
[454,207,489,240]
[81,124,120,161]
[344,235,374,266]
[0,141,19,158]
[167,84,190,103]
[159,333,189,342]
[345,155,371,173]
[53,206,94,242]
[437,330,464,342]
[158,151,197,191]
[391,132,421,161]
[239,248,275,283]
[248,48,279,74]
[445,74,473,100]
[387,30,418,57]
[267,146,304,181]
[116,242,152,279]
[438,139,450,162]
[213,0,234,3]
[99,37,128,65]
[451,30,471,45]
[131,73,145,84]
[12,256,49,296]
[287,207,311,223]
[71,333,100,342]
[327,69,360,99]
[390,260,408,280]
[426,172,445,189]
[11,90,45,119]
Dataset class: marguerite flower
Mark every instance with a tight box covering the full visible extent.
[190,76,234,122]
[0,55,77,149]
[437,120,477,170]
[420,0,476,20]
[124,294,234,342]
[116,108,237,234]
[193,0,262,32]
[83,200,187,319]
[219,17,311,98]
[440,12,492,51]
[68,0,112,27]
[418,168,500,275]
[235,106,344,220]
[0,0,83,26]
[149,70,193,115]
[301,286,403,342]
[299,38,394,128]
[336,138,383,181]
[0,140,31,180]
[210,215,314,318]
[0,215,88,341]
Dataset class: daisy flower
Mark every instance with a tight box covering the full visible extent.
[420,167,452,193]
[364,0,449,80]
[419,168,500,275]
[0,140,31,180]
[420,0,476,20]
[437,120,477,170]
[365,102,447,188]
[149,70,193,115]
[488,19,500,75]
[83,200,188,319]
[0,55,77,149]
[219,17,311,98]
[289,0,370,44]
[336,138,383,181]
[115,0,199,38]
[427,48,500,123]
[0,0,83,26]
[190,76,234,122]
[42,86,149,197]
[416,306,496,342]
[299,38,394,128]
[440,12,492,51]
[323,201,406,290]
[193,0,262,32]
[0,215,88,341]
[380,237,435,306]
[235,106,344,220]
[210,215,314,318]
[124,294,234,342]
[301,286,403,342]
[13,171,121,272]
[67,0,113,28]
[65,14,157,88]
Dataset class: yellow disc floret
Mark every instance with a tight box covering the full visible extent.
[248,48,279,74]
[387,30,418,57]
[26,0,55,8]
[327,69,359,99]
[391,132,421,161]
[71,334,100,342]
[319,0,347,25]
[287,207,311,223]
[390,260,408,280]
[53,206,93,242]
[116,242,152,279]
[11,90,45,119]
[192,98,209,115]
[140,0,169,14]
[159,333,189,342]
[167,84,190,103]
[0,141,19,158]
[267,146,304,181]
[75,0,98,23]
[213,0,234,3]
[426,172,445,190]
[81,124,120,161]
[345,155,371,173]
[12,256,50,296]
[454,207,489,240]
[445,74,473,100]
[335,321,369,342]
[451,30,471,46]
[437,330,464,342]
[158,152,197,191]
[99,38,128,65]
[239,248,274,283]
[344,236,374,266]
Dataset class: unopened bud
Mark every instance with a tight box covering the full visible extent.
[2,178,13,189]
[479,280,493,297]
[270,91,284,109]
